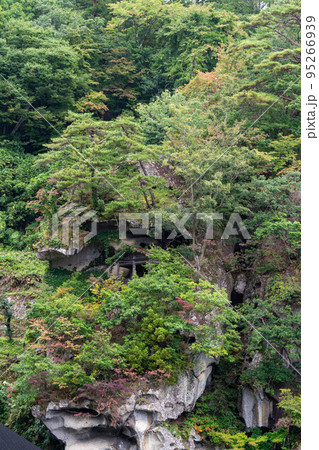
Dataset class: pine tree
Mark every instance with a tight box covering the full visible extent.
[37,112,164,216]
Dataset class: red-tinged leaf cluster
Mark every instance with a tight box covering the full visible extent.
[28,317,84,363]
[175,296,194,315]
[74,367,174,424]
[175,296,205,326]
[75,379,132,425]
[28,371,57,405]
[182,71,223,100]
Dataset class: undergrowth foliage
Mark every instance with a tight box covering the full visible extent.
[8,250,239,403]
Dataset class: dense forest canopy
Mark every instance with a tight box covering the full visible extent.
[0,0,300,449]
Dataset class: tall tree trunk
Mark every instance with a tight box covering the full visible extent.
[139,161,156,207]
[91,167,98,209]
[92,0,98,17]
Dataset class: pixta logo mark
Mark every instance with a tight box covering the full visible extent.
[51,203,98,250]
[119,213,251,240]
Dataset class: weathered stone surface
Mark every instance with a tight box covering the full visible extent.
[234,274,247,295]
[143,427,187,450]
[67,437,137,450]
[34,403,137,449]
[36,247,77,260]
[138,425,217,450]
[135,359,213,423]
[7,294,27,319]
[140,161,184,190]
[217,268,234,300]
[36,242,104,271]
[36,354,215,449]
[290,190,301,206]
[242,275,267,302]
[241,386,274,428]
[36,233,155,272]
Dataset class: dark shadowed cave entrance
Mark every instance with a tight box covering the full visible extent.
[231,290,244,306]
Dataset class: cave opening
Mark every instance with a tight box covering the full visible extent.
[231,290,244,306]
[136,263,148,277]
[119,264,132,279]
[66,407,100,416]
[234,242,242,254]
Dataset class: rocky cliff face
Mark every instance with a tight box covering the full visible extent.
[34,355,215,450]
[34,235,280,449]
[240,386,274,429]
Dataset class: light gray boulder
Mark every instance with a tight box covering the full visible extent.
[241,386,274,428]
[234,274,247,295]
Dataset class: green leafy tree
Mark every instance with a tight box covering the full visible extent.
[231,0,301,140]
[239,277,300,391]
[36,112,165,220]
[76,329,124,375]
[105,0,236,102]
[0,18,91,150]
[0,141,47,248]
[278,388,301,427]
